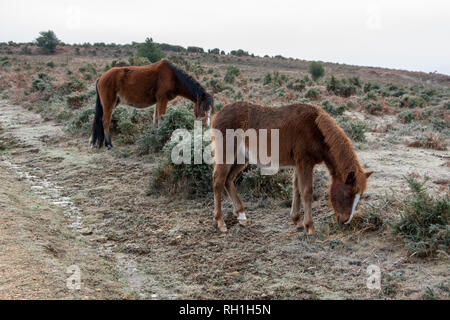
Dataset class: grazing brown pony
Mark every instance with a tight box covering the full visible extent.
[211,102,373,234]
[91,58,213,149]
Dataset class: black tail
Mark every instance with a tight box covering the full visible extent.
[91,81,104,148]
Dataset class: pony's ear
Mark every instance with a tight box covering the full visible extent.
[345,171,356,185]
[365,171,374,179]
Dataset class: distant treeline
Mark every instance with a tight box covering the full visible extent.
[0,40,264,58]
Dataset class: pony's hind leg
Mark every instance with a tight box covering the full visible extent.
[101,97,119,150]
[154,98,168,127]
[213,163,232,232]
[224,163,248,226]
[297,162,315,235]
[290,169,303,230]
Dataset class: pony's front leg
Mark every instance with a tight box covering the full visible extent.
[290,170,303,230]
[297,162,315,235]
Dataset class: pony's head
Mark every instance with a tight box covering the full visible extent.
[329,170,373,225]
[195,92,214,125]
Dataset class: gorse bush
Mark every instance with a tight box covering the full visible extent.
[365,102,383,115]
[66,88,96,109]
[287,79,306,92]
[321,100,344,117]
[263,72,287,87]
[400,94,427,108]
[308,61,325,82]
[69,106,95,133]
[305,87,320,100]
[391,176,449,257]
[206,78,223,93]
[338,117,369,142]
[110,106,139,143]
[137,106,195,155]
[128,56,151,66]
[224,66,240,84]
[239,167,292,200]
[152,129,213,198]
[363,82,381,93]
[31,72,54,93]
[326,76,357,97]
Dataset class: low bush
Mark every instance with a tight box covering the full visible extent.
[137,106,195,155]
[305,87,320,100]
[321,100,344,117]
[224,66,240,84]
[365,102,383,115]
[152,129,212,198]
[400,94,427,108]
[326,76,357,97]
[287,79,306,92]
[338,117,369,142]
[391,176,449,257]
[66,88,96,109]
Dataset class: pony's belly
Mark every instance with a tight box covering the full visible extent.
[118,94,155,109]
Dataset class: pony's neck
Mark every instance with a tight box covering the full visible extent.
[314,109,364,183]
[177,87,198,104]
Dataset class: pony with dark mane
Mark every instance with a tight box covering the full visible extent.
[211,102,373,234]
[91,58,213,149]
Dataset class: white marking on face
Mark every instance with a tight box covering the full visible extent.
[206,110,211,126]
[345,193,360,224]
[238,212,247,221]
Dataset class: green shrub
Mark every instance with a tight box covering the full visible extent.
[239,167,292,199]
[308,61,325,82]
[31,72,54,93]
[128,55,150,66]
[400,94,427,108]
[79,63,97,74]
[224,66,240,84]
[137,106,195,155]
[391,176,449,257]
[305,87,320,100]
[69,106,95,133]
[338,117,369,142]
[66,88,96,109]
[397,110,417,123]
[364,91,378,100]
[206,78,223,93]
[152,129,212,198]
[363,82,380,93]
[321,100,344,117]
[136,37,165,62]
[287,79,306,92]
[382,83,406,97]
[326,76,357,97]
[365,102,383,115]
[110,106,139,143]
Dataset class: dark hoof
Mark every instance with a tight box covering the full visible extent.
[106,145,112,150]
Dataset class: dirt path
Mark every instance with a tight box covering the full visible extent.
[0,100,448,299]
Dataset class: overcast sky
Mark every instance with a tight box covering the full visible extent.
[1,0,449,74]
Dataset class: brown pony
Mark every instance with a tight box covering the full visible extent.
[91,58,213,149]
[211,102,373,234]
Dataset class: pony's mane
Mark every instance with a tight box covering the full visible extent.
[315,109,365,184]
[166,60,207,101]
